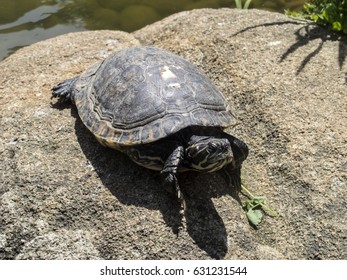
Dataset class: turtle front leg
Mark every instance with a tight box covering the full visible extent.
[161,146,185,205]
[51,76,78,102]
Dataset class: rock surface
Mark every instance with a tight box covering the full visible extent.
[0,9,346,259]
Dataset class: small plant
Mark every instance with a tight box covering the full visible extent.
[241,183,278,226]
[286,0,347,34]
[235,0,252,9]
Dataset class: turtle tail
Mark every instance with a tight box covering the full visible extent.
[51,76,78,103]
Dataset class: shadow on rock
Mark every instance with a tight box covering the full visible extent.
[233,20,347,75]
[182,172,229,259]
[280,24,347,74]
[61,105,232,259]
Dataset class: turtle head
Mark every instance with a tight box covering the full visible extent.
[186,135,248,172]
[186,136,234,172]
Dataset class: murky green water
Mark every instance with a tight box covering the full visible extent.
[0,0,306,61]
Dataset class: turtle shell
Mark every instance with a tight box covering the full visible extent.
[73,46,236,147]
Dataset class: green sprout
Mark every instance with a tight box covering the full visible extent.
[241,183,278,226]
[235,0,252,10]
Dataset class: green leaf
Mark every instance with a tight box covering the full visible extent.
[312,14,320,22]
[321,9,328,21]
[252,196,265,205]
[244,0,252,9]
[241,183,278,226]
[332,21,342,31]
[304,3,315,10]
[246,209,263,226]
[324,3,339,23]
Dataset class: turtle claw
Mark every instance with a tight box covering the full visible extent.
[174,180,186,213]
[173,179,187,232]
[51,77,77,102]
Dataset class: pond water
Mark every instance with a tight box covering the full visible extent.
[0,0,306,61]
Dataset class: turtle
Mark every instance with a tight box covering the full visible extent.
[52,46,248,204]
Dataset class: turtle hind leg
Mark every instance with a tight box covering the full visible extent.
[51,76,78,102]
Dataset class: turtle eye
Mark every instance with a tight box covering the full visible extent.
[207,140,227,155]
[208,142,217,150]
[187,143,207,163]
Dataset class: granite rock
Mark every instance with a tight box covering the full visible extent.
[0,9,346,259]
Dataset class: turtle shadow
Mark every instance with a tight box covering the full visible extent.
[65,106,233,259]
[181,172,234,259]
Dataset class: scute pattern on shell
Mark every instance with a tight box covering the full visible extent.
[74,46,236,146]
